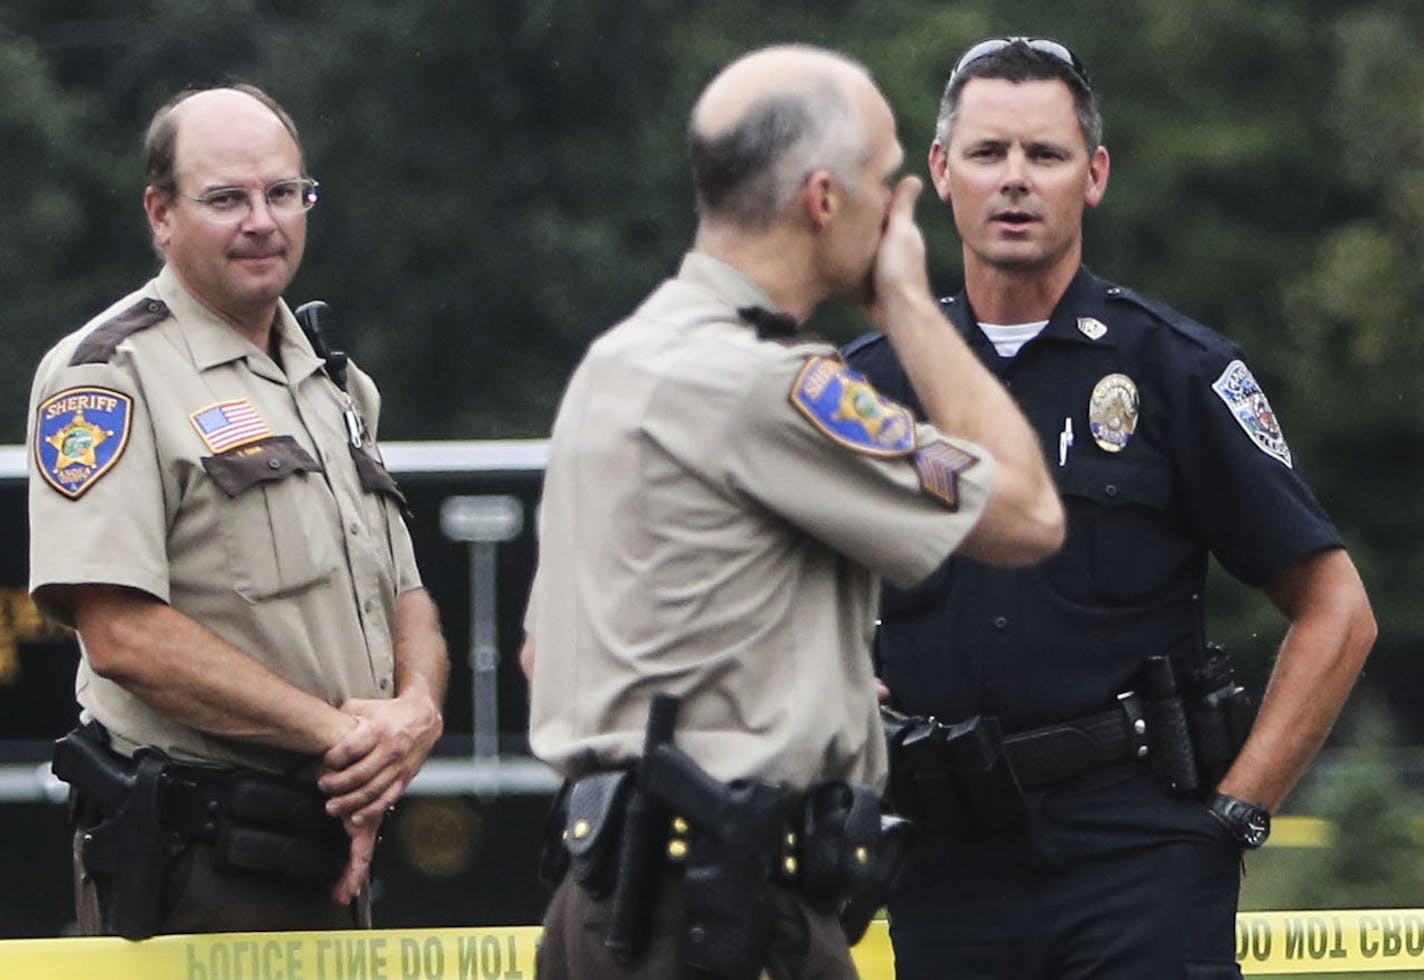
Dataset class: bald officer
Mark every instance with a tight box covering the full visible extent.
[521,46,1064,979]
[27,84,447,937]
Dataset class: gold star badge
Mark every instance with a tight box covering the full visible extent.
[46,409,112,468]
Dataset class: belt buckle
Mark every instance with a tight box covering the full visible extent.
[1116,691,1150,761]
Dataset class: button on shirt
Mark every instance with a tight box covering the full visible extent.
[526,253,998,791]
[27,265,421,773]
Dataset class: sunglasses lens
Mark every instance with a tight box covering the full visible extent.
[952,38,1012,77]
[952,36,1090,88]
[1026,39,1089,84]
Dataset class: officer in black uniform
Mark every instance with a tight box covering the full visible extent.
[844,38,1376,979]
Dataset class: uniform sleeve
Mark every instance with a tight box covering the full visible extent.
[27,350,171,622]
[1167,341,1342,587]
[710,352,996,589]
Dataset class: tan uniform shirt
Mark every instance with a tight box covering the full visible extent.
[526,253,997,791]
[27,265,420,774]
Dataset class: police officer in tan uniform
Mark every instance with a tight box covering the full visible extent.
[521,46,1065,979]
[27,84,448,937]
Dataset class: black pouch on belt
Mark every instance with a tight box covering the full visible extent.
[894,716,960,830]
[799,781,913,944]
[563,770,634,899]
[942,715,1027,835]
[214,774,348,886]
[1140,656,1201,796]
[798,781,882,907]
[1187,646,1256,792]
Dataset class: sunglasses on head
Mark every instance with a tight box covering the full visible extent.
[950,37,1091,89]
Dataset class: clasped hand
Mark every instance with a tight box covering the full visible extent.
[318,693,443,902]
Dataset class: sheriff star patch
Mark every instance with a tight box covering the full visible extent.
[35,386,134,498]
[1212,359,1292,468]
[790,356,916,457]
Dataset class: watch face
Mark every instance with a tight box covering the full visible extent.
[1242,809,1271,848]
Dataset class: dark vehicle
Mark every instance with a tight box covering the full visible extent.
[0,440,554,937]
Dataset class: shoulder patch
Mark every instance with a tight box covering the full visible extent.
[789,356,916,457]
[913,440,979,510]
[34,386,134,498]
[69,297,170,366]
[1212,360,1292,468]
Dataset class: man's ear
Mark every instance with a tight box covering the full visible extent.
[1085,145,1110,208]
[144,186,174,249]
[803,170,838,230]
[928,139,953,202]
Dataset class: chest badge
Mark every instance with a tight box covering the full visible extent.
[1077,317,1108,341]
[1088,373,1139,453]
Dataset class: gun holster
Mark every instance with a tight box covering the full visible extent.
[678,778,789,980]
[69,745,178,941]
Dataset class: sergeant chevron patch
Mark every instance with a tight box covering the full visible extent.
[912,440,979,510]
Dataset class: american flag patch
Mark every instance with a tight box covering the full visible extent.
[188,399,273,454]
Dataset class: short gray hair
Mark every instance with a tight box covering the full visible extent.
[689,77,870,230]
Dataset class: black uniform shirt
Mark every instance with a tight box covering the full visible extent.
[843,267,1342,731]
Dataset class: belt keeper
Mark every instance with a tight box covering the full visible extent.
[1117,691,1150,760]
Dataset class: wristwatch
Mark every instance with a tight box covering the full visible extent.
[1205,792,1271,849]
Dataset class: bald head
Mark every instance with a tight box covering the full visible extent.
[689,45,879,230]
[145,84,302,200]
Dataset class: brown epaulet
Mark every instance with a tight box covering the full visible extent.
[69,297,171,366]
[737,305,820,346]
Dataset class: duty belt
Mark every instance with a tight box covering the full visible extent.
[1001,693,1149,790]
[544,695,911,977]
[885,655,1222,838]
[53,722,350,940]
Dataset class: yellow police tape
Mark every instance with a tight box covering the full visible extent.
[4,910,1424,978]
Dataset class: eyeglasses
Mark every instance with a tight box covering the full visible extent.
[950,37,1091,89]
[182,177,319,223]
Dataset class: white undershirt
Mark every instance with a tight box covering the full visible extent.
[979,320,1049,358]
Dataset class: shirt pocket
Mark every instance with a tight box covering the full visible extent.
[201,435,341,601]
[1043,455,1190,605]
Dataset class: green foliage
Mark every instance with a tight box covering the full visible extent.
[1245,700,1424,911]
